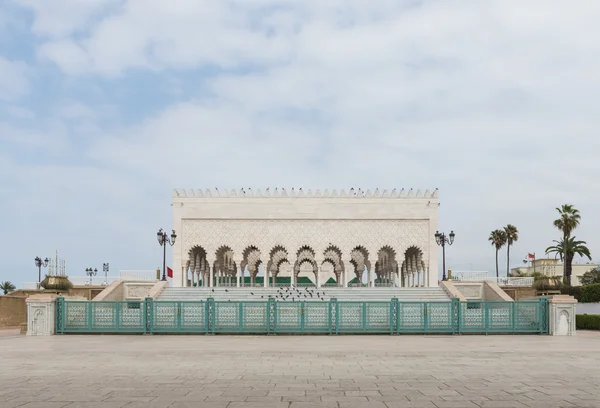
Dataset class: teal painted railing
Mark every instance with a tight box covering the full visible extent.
[55,297,548,335]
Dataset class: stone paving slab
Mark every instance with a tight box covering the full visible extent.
[0,332,599,408]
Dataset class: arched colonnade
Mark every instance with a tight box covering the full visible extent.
[185,244,428,288]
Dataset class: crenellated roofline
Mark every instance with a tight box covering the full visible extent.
[172,188,438,199]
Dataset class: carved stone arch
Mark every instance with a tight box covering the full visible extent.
[240,245,261,286]
[215,246,236,285]
[376,245,397,286]
[266,245,290,286]
[350,245,370,284]
[296,245,316,259]
[188,245,209,286]
[402,246,424,287]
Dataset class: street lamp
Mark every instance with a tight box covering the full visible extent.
[157,228,177,281]
[34,256,49,289]
[435,230,455,281]
[85,267,98,285]
[102,263,109,286]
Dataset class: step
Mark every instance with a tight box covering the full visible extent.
[157,287,451,302]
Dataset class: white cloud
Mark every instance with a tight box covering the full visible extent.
[14,0,121,37]
[2,0,600,285]
[0,57,30,101]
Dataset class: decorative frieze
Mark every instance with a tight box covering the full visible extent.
[173,187,438,199]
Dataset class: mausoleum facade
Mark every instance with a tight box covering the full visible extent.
[171,188,439,288]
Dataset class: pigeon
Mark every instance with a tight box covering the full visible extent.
[251,292,254,295]
[261,296,264,299]
[225,289,228,292]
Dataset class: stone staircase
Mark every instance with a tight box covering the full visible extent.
[157,287,451,302]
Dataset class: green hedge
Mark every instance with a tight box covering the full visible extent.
[561,284,600,303]
[581,283,600,303]
[561,286,583,301]
[576,314,600,330]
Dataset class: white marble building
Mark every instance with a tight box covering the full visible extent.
[171,188,440,288]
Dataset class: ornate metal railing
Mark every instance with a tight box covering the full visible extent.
[55,297,548,335]
[451,272,534,287]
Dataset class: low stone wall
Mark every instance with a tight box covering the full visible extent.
[450,282,483,300]
[0,296,27,328]
[93,280,164,301]
[501,287,537,301]
[8,286,110,301]
[93,281,124,301]
[439,281,466,301]
[576,302,600,315]
[483,282,514,301]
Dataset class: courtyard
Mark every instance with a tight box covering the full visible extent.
[0,331,599,408]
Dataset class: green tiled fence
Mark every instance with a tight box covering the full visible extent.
[55,297,548,335]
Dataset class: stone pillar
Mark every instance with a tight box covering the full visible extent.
[264,266,269,288]
[26,294,58,336]
[209,266,214,287]
[316,265,321,288]
[548,295,577,336]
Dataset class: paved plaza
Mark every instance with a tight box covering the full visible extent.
[1,331,600,408]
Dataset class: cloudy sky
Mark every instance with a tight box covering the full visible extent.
[1,0,599,287]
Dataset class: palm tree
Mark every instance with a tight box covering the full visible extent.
[504,224,519,277]
[0,281,16,295]
[545,237,592,286]
[489,229,507,278]
[553,205,581,283]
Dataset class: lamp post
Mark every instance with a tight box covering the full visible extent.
[34,256,49,289]
[435,230,455,281]
[102,263,109,286]
[85,267,97,285]
[157,228,177,281]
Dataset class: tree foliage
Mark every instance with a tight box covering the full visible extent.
[489,229,507,278]
[580,268,600,286]
[553,205,582,285]
[504,224,519,277]
[546,236,592,287]
[0,281,16,295]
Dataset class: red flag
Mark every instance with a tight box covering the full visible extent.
[527,253,535,259]
[167,267,173,278]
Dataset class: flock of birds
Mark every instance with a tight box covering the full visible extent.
[211,286,329,302]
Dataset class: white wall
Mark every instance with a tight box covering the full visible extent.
[171,188,439,287]
[576,303,600,315]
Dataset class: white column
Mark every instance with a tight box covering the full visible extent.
[316,266,321,288]
[369,261,376,287]
[209,267,214,288]
[264,266,269,288]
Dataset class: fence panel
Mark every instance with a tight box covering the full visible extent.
[55,298,549,335]
[364,302,392,333]
[337,302,365,333]
[212,301,269,333]
[397,302,427,333]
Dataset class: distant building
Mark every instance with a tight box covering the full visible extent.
[510,258,598,286]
